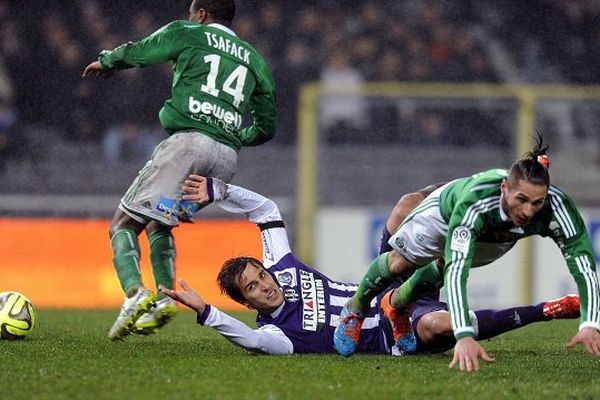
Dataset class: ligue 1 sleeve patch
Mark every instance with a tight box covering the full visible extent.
[450,226,471,254]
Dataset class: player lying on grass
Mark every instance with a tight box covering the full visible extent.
[159,175,580,355]
[334,134,600,371]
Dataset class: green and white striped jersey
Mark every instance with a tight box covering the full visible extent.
[439,169,599,339]
[98,21,277,151]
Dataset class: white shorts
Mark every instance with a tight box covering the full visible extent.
[389,184,515,267]
[120,131,237,226]
[389,185,448,265]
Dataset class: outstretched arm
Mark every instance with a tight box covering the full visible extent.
[82,21,185,78]
[548,191,600,355]
[182,175,292,267]
[161,279,293,354]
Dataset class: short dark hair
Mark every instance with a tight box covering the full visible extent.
[217,256,264,304]
[507,132,550,188]
[191,0,236,25]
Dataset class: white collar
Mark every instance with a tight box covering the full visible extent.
[207,23,237,37]
[267,300,285,319]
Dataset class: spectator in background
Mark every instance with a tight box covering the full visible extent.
[99,65,165,163]
[275,39,318,144]
[368,49,405,143]
[102,122,162,164]
[1,0,506,152]
[0,96,26,172]
[414,112,448,145]
[319,50,367,143]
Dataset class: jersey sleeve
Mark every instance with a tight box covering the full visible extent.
[443,199,490,340]
[98,21,186,70]
[198,305,293,354]
[548,191,600,331]
[212,180,292,266]
[237,58,277,147]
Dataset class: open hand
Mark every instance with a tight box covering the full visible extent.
[181,174,210,203]
[449,337,495,372]
[160,278,206,314]
[566,327,600,355]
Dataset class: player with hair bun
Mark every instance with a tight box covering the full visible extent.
[335,133,600,371]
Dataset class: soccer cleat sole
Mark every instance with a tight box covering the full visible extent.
[108,293,156,341]
[133,305,178,336]
[333,305,365,357]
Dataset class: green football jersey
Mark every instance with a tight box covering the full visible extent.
[98,21,277,151]
[439,169,599,339]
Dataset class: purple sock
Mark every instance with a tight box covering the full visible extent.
[474,304,544,341]
[379,226,393,254]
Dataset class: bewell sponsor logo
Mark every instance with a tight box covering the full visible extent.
[188,96,243,133]
[300,270,326,331]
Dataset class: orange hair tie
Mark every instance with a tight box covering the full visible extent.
[537,154,550,168]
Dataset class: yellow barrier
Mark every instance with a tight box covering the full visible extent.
[0,218,261,310]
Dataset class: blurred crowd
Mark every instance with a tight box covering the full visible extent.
[0,0,598,170]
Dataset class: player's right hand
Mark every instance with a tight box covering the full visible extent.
[449,336,495,372]
[82,61,114,78]
[160,278,206,314]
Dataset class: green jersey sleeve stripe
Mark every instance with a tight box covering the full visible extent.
[575,255,600,325]
[462,198,499,228]
[448,250,469,331]
[469,183,498,192]
[549,186,566,197]
[461,197,500,228]
[549,195,577,238]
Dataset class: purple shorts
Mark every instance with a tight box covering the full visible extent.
[410,294,456,354]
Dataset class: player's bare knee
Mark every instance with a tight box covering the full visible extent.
[109,211,145,238]
[387,250,414,276]
[418,312,451,342]
[146,220,173,235]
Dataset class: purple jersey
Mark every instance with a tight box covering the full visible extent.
[257,253,393,354]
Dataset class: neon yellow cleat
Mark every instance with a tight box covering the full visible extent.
[108,287,156,341]
[133,297,178,335]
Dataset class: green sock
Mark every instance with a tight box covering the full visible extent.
[390,261,443,309]
[148,230,176,299]
[350,253,395,314]
[111,229,142,296]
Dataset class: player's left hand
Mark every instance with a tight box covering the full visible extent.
[82,61,115,78]
[449,337,495,372]
[566,327,600,355]
[181,174,210,203]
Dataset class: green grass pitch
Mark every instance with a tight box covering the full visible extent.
[1,309,599,400]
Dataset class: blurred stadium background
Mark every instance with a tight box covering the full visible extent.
[1,0,600,310]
